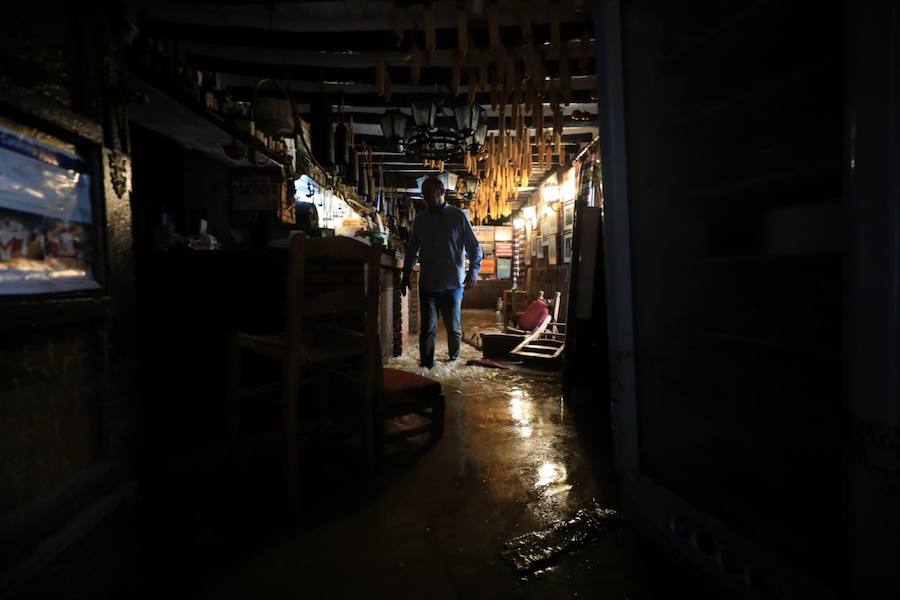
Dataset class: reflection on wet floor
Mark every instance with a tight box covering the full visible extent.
[164,309,709,599]
[502,501,624,577]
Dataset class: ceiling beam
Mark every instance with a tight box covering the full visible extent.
[135,1,588,33]
[139,17,592,54]
[220,79,598,107]
[189,54,594,88]
[176,39,595,69]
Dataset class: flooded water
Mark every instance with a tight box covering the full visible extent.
[165,309,707,599]
[502,500,623,576]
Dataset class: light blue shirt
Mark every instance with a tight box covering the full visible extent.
[403,204,483,292]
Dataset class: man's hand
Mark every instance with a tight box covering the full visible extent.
[400,272,411,296]
[463,272,477,290]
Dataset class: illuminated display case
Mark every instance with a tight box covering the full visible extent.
[0,123,101,295]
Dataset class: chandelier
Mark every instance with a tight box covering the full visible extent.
[380,100,488,163]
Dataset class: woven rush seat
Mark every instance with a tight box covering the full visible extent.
[377,367,444,447]
[234,324,367,365]
[382,368,442,399]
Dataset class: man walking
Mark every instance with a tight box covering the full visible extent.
[401,177,483,369]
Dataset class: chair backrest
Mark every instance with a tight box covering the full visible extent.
[285,235,382,348]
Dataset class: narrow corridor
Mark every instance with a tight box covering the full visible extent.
[142,310,707,599]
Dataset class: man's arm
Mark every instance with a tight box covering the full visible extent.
[401,218,420,296]
[461,212,482,288]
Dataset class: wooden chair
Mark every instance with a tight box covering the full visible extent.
[480,292,565,359]
[226,235,382,511]
[510,292,567,364]
[376,358,445,456]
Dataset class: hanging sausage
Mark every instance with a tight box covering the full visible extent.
[334,119,349,166]
[457,4,468,57]
[559,43,571,104]
[393,7,405,47]
[410,40,422,85]
[550,1,561,47]
[310,97,334,168]
[487,1,500,50]
[424,2,436,56]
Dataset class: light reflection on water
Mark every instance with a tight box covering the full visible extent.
[396,309,579,524]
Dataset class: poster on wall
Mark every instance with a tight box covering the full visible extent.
[481,258,496,275]
[494,226,514,242]
[473,225,495,243]
[564,203,575,231]
[563,232,574,263]
[480,241,494,257]
[494,240,513,258]
[496,258,512,279]
[548,208,559,234]
[547,234,558,265]
[540,217,552,238]
[0,125,99,295]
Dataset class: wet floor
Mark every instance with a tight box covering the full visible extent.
[141,310,710,599]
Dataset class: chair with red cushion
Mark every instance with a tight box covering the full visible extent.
[376,361,445,454]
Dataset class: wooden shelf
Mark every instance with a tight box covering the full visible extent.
[123,68,290,169]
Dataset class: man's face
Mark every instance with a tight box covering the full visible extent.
[423,182,445,211]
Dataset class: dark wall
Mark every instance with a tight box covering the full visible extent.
[603,0,843,593]
[462,278,509,309]
[0,2,141,594]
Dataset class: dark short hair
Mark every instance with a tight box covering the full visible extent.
[422,177,445,194]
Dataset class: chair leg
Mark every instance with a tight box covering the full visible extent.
[282,359,301,513]
[431,394,446,441]
[226,335,242,447]
[359,354,375,471]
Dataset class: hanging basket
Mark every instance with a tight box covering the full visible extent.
[252,79,294,137]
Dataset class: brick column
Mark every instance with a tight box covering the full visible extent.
[408,270,420,336]
[391,269,403,357]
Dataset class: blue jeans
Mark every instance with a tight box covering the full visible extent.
[419,287,464,368]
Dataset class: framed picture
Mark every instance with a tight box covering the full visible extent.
[563,232,573,263]
[564,202,575,231]
[473,225,495,243]
[494,241,513,257]
[547,208,559,234]
[496,258,512,279]
[494,226,513,241]
[547,234,558,265]
[480,258,496,275]
[0,125,101,295]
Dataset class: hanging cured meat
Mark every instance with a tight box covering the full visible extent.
[410,40,422,85]
[424,2,436,56]
[559,43,571,104]
[550,1,561,47]
[393,8,405,48]
[376,60,387,97]
[487,2,500,50]
[457,6,468,57]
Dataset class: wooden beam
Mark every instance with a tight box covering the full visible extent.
[187,54,595,87]
[140,17,592,54]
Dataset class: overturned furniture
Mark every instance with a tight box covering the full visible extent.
[509,316,566,366]
[481,292,563,360]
